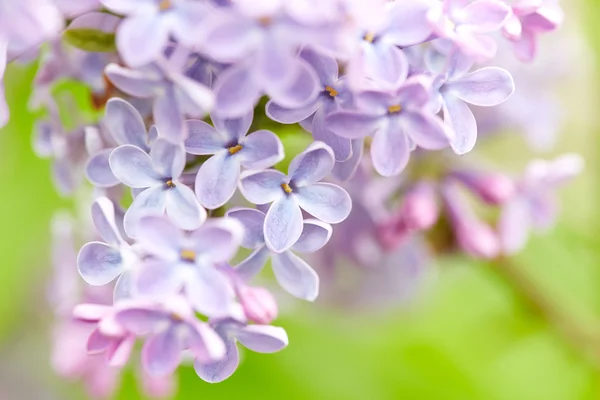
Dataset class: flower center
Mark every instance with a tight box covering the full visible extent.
[180,249,196,262]
[170,313,185,322]
[363,32,376,43]
[325,85,338,97]
[258,16,272,26]
[281,183,293,194]
[158,0,172,11]
[166,179,176,188]
[228,144,243,155]
[387,104,402,114]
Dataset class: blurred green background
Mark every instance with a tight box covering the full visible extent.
[2,1,600,399]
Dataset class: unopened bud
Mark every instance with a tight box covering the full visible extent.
[240,286,278,324]
[398,183,439,230]
[454,171,516,205]
[456,220,500,259]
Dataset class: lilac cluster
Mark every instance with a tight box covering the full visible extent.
[0,0,580,396]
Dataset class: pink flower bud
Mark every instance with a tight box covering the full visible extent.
[454,171,516,205]
[398,183,439,230]
[239,286,278,325]
[456,220,500,259]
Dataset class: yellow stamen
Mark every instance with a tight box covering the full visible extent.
[363,32,376,43]
[387,104,402,114]
[228,144,243,155]
[158,0,172,11]
[325,85,338,97]
[166,179,176,188]
[258,16,272,26]
[180,249,196,262]
[281,183,293,194]
[171,313,185,322]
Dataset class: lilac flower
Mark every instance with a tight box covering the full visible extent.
[228,208,332,301]
[441,180,500,259]
[195,319,288,383]
[427,0,512,60]
[503,0,564,62]
[344,0,434,90]
[266,48,354,161]
[133,215,243,317]
[200,3,321,117]
[77,197,141,302]
[185,112,284,209]
[434,51,515,154]
[114,297,226,377]
[239,142,351,253]
[55,0,101,17]
[109,138,206,237]
[101,0,207,67]
[326,76,450,176]
[499,154,583,255]
[105,61,214,142]
[86,98,155,187]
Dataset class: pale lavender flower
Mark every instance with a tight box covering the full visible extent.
[101,0,207,67]
[77,197,141,302]
[228,208,332,301]
[499,154,584,255]
[239,142,351,253]
[200,2,322,117]
[266,48,354,161]
[326,76,450,176]
[427,0,512,60]
[185,112,284,209]
[109,139,206,237]
[195,318,288,383]
[434,51,515,154]
[86,98,155,187]
[105,61,214,142]
[55,0,101,17]
[503,0,563,62]
[441,180,500,259]
[114,297,226,377]
[133,215,243,317]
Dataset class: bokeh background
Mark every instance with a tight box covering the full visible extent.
[2,1,600,399]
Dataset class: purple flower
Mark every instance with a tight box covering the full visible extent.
[114,297,226,377]
[133,215,243,317]
[435,51,515,154]
[55,0,101,17]
[105,61,214,142]
[266,48,354,161]
[427,0,512,60]
[327,76,450,176]
[499,154,583,255]
[344,0,434,90]
[228,208,333,301]
[238,142,351,253]
[109,138,206,237]
[185,112,284,209]
[503,0,563,62]
[101,0,207,67]
[86,98,155,187]
[195,319,288,383]
[200,3,321,117]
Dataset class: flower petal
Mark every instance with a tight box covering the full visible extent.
[264,196,304,253]
[461,0,511,32]
[225,208,266,249]
[185,266,235,317]
[499,198,531,255]
[91,196,124,247]
[214,64,262,118]
[271,251,319,301]
[154,86,185,143]
[142,328,183,377]
[136,215,184,260]
[123,186,168,239]
[265,99,320,124]
[384,0,433,46]
[294,183,351,224]
[370,118,411,177]
[332,139,364,181]
[444,67,514,107]
[135,259,184,300]
[288,141,335,186]
[300,47,338,84]
[189,218,244,262]
[86,149,119,188]
[235,246,270,281]
[312,105,352,162]
[115,307,166,335]
[211,111,254,142]
[403,111,450,150]
[326,111,382,140]
[239,130,284,170]
[292,220,333,254]
[442,94,477,155]
[105,98,149,149]
[117,14,169,68]
[173,75,214,118]
[236,325,289,353]
[184,120,227,155]
[239,170,286,205]
[187,321,227,364]
[194,337,239,383]
[77,242,123,286]
[266,58,320,110]
[109,145,162,188]
[166,184,207,230]
[150,139,185,179]
[105,63,159,98]
[195,152,240,210]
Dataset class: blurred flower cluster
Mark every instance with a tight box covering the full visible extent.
[0,0,584,397]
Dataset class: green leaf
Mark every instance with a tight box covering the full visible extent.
[63,28,117,52]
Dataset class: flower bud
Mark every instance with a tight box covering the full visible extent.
[454,171,516,205]
[398,183,439,230]
[456,220,500,259]
[239,286,278,325]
